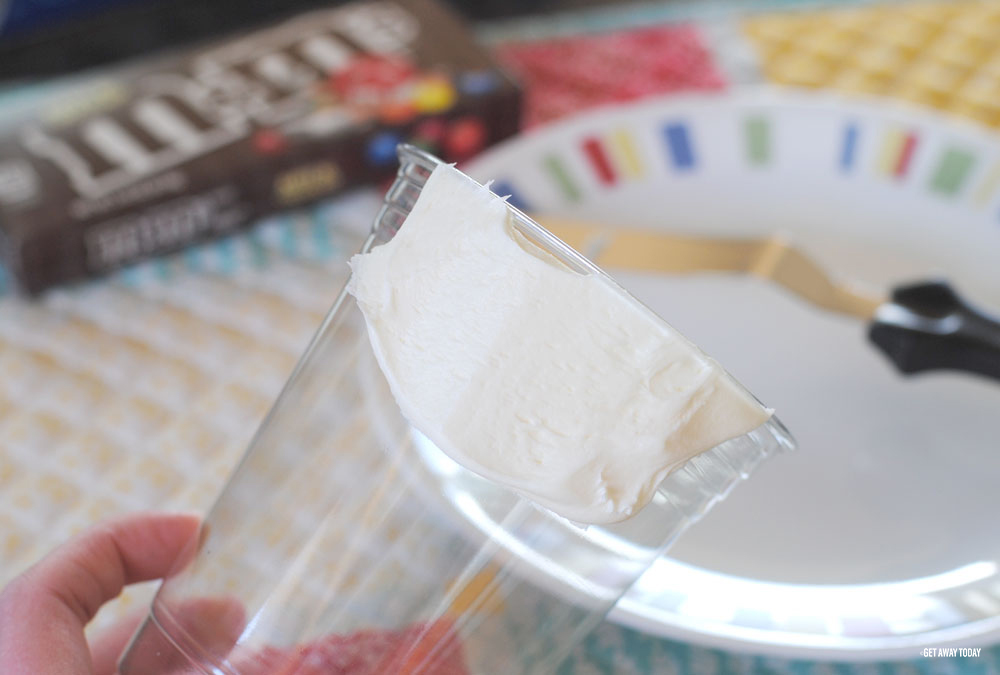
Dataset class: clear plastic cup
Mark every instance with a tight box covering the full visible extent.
[118,145,795,675]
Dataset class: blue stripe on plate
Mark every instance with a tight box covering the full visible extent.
[492,180,531,211]
[841,123,859,171]
[664,123,695,170]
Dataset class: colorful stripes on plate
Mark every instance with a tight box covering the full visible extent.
[509,110,997,216]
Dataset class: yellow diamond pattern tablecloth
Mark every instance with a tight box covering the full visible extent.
[744,0,1000,127]
[0,198,375,633]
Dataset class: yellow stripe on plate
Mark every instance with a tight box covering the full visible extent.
[609,128,644,179]
[973,160,1000,206]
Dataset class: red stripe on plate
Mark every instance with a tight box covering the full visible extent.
[582,137,616,185]
[894,133,918,178]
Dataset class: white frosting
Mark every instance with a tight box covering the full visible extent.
[348,164,772,524]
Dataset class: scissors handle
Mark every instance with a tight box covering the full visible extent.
[869,281,1000,383]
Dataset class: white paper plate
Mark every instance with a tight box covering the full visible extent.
[461,88,1000,661]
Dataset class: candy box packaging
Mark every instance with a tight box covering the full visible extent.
[0,0,521,294]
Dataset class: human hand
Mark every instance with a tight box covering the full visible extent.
[0,512,200,675]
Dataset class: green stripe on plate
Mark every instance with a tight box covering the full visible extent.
[745,116,771,166]
[930,147,976,195]
[543,155,581,201]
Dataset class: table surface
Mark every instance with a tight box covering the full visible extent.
[2,1,1000,673]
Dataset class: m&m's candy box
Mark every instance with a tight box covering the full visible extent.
[0,0,521,294]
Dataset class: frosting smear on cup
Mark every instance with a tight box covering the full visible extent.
[348,165,772,524]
